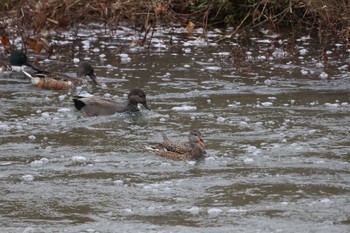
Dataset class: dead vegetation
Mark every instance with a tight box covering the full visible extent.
[0,0,349,54]
[241,0,350,43]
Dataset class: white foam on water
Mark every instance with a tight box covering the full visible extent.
[216,117,225,123]
[299,48,308,55]
[319,72,328,79]
[172,105,197,111]
[30,160,44,167]
[185,206,200,215]
[21,174,34,182]
[57,108,71,112]
[0,124,10,131]
[261,102,273,107]
[300,69,308,75]
[316,62,324,68]
[239,121,249,128]
[205,66,221,71]
[227,208,247,213]
[72,155,87,164]
[114,180,124,186]
[208,208,222,216]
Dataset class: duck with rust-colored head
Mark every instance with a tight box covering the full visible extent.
[73,89,151,117]
[148,130,206,160]
[22,62,99,90]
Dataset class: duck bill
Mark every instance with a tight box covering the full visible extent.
[89,74,100,86]
[142,102,151,110]
[197,138,205,147]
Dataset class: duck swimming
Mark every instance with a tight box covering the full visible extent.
[73,89,150,116]
[148,130,206,160]
[0,50,49,74]
[22,62,99,90]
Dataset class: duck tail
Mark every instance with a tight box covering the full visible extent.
[72,96,86,110]
[22,69,42,86]
[22,70,33,79]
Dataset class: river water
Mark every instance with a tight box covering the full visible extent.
[0,25,349,233]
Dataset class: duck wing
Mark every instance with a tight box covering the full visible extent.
[73,96,126,116]
[159,140,192,154]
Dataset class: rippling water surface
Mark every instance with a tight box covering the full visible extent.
[1,25,349,233]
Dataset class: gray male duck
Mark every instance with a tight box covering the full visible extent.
[73,89,150,116]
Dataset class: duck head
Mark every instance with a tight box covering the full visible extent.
[10,50,28,66]
[127,89,150,110]
[77,62,99,85]
[189,130,205,147]
[10,50,49,73]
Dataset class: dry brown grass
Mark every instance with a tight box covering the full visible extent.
[12,0,171,32]
[0,0,348,52]
[0,0,181,52]
[302,0,350,41]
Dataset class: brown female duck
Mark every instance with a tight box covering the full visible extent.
[72,89,150,116]
[22,62,99,90]
[148,130,206,160]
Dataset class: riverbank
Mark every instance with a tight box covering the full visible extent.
[1,0,349,43]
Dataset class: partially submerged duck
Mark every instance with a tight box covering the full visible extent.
[148,130,206,160]
[73,89,150,116]
[0,50,48,74]
[22,62,99,90]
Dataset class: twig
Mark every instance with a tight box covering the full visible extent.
[215,10,251,43]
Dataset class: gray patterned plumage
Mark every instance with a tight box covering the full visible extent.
[73,89,150,116]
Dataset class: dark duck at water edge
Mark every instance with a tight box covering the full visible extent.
[148,130,207,161]
[73,89,151,117]
[0,50,49,74]
[22,62,100,90]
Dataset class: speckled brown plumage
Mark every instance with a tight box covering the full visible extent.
[31,76,75,90]
[149,130,206,160]
[23,62,99,90]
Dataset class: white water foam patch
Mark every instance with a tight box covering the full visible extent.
[172,105,197,111]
